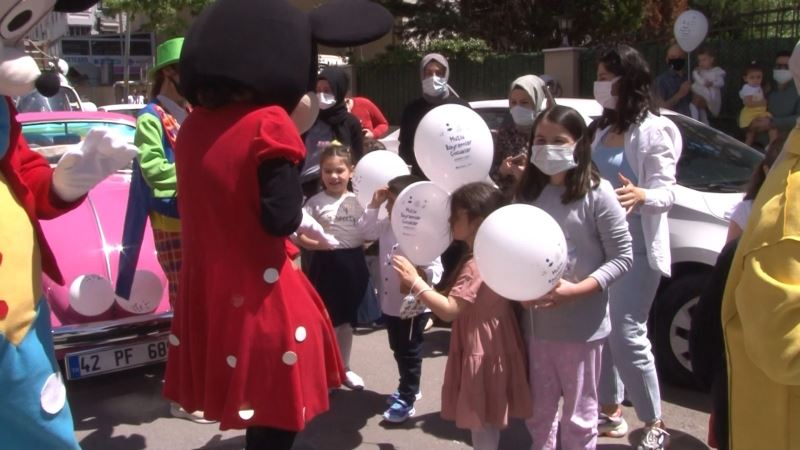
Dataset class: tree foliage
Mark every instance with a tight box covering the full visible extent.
[378,0,794,51]
[102,0,212,38]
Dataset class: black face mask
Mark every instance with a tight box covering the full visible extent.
[668,58,686,72]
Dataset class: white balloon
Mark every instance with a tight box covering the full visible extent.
[674,10,708,53]
[414,104,493,192]
[390,181,452,265]
[474,204,568,301]
[352,150,410,219]
[69,274,115,316]
[116,270,163,314]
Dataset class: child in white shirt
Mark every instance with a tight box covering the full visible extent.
[357,174,443,423]
[691,47,725,124]
[738,62,778,147]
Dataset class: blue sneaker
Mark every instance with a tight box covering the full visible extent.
[386,389,422,405]
[383,399,415,423]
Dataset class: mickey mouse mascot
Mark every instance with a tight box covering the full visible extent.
[162,0,392,448]
[0,1,139,449]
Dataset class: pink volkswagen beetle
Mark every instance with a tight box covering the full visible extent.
[19,111,171,380]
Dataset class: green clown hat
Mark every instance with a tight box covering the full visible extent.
[148,37,184,81]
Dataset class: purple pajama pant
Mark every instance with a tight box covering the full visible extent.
[526,338,603,450]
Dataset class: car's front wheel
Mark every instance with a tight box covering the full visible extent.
[653,273,708,388]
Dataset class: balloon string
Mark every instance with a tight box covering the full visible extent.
[528,307,534,339]
[687,51,692,82]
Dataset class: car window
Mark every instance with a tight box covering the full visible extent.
[475,108,511,132]
[15,87,79,113]
[669,115,763,192]
[22,121,136,164]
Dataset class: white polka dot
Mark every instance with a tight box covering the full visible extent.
[40,373,66,415]
[263,268,280,284]
[231,295,244,307]
[168,334,180,346]
[302,406,307,422]
[238,409,255,420]
[282,351,298,365]
[226,355,237,368]
[295,326,307,343]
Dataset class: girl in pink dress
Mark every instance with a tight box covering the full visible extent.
[391,182,532,450]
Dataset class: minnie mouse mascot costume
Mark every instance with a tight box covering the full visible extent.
[0,1,139,448]
[162,0,391,448]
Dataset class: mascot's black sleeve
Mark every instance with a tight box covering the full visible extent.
[257,158,303,236]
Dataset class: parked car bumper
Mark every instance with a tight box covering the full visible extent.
[52,311,172,360]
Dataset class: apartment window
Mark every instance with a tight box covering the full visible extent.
[91,40,122,55]
[68,26,91,36]
[130,41,152,56]
[61,40,90,55]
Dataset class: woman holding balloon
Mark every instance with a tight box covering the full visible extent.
[391,182,532,450]
[515,105,633,450]
[590,45,681,450]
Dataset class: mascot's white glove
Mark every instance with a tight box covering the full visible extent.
[296,209,340,249]
[52,128,139,202]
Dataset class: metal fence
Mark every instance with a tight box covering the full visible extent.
[354,53,544,124]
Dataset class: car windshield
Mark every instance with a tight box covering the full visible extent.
[15,87,81,113]
[669,115,763,193]
[22,120,136,164]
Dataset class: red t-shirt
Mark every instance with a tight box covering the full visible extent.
[349,96,389,138]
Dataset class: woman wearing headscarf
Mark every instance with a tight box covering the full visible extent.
[492,75,548,195]
[301,66,364,197]
[398,53,470,178]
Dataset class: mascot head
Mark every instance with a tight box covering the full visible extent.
[179,0,392,130]
[0,0,98,97]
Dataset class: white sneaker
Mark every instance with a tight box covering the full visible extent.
[343,370,365,390]
[169,403,216,424]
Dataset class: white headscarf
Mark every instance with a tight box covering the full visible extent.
[508,75,548,132]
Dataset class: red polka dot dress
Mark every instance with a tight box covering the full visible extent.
[163,104,343,431]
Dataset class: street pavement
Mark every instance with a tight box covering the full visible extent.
[69,325,711,450]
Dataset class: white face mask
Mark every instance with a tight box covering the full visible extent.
[530,144,578,176]
[773,69,793,85]
[593,77,620,110]
[317,92,336,110]
[422,75,448,97]
[510,105,536,127]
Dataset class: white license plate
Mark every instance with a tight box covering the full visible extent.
[65,338,169,380]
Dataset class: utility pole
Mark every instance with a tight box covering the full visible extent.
[122,12,131,101]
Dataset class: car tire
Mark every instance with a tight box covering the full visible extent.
[653,273,707,388]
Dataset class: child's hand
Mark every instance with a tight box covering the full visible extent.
[369,187,389,209]
[391,255,418,290]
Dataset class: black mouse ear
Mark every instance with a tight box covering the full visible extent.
[310,0,393,47]
[54,0,100,13]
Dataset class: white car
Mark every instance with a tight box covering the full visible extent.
[381,98,764,386]
[98,103,146,118]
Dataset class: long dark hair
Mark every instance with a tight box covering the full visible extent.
[744,137,783,200]
[439,182,507,294]
[596,45,658,134]
[516,105,601,204]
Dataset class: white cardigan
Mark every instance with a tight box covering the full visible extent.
[592,112,682,276]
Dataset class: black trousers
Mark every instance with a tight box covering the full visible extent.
[245,427,297,450]
[384,312,430,406]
